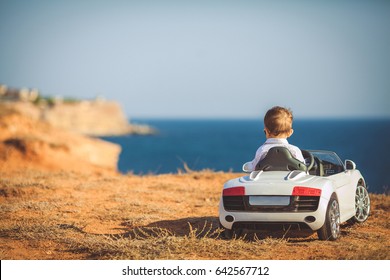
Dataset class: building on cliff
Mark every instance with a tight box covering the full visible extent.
[0,84,39,102]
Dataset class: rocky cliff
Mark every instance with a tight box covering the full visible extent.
[0,100,154,136]
[0,95,155,172]
[0,104,121,172]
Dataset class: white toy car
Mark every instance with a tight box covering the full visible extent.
[219,147,370,240]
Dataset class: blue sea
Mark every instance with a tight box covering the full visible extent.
[102,119,390,194]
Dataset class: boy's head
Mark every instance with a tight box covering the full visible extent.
[263,106,294,138]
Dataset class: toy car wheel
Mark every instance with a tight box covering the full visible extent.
[351,184,370,223]
[219,221,232,239]
[219,222,241,239]
[317,194,341,241]
[223,228,234,239]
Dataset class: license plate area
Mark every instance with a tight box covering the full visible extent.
[249,196,290,206]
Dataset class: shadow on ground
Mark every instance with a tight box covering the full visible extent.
[61,216,356,242]
[116,216,324,241]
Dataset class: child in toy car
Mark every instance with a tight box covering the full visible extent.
[247,106,305,171]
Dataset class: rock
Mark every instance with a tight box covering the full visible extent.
[1,100,155,136]
[0,106,121,172]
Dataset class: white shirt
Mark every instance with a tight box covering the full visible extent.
[248,138,305,171]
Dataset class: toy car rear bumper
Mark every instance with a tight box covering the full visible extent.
[219,197,328,231]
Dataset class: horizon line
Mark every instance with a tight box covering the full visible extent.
[129,116,390,121]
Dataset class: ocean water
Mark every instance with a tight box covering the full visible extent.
[102,119,390,194]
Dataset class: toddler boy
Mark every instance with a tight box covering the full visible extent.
[248,106,304,171]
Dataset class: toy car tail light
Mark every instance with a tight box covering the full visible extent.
[292,186,321,197]
[223,186,245,196]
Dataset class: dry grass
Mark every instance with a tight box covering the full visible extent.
[0,169,389,260]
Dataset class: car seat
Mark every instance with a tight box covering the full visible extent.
[255,146,306,172]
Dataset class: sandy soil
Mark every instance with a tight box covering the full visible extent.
[0,167,389,260]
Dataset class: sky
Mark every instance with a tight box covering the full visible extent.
[1,0,390,119]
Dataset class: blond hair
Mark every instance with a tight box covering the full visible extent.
[264,106,293,136]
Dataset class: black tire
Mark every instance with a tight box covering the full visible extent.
[317,194,341,241]
[219,221,233,239]
[223,228,234,239]
[349,184,370,223]
[219,222,242,239]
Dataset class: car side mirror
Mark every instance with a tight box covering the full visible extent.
[345,160,356,170]
[242,162,252,173]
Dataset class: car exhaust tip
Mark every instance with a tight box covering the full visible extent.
[225,215,234,222]
[304,216,316,223]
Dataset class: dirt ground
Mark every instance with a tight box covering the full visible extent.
[0,167,389,260]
